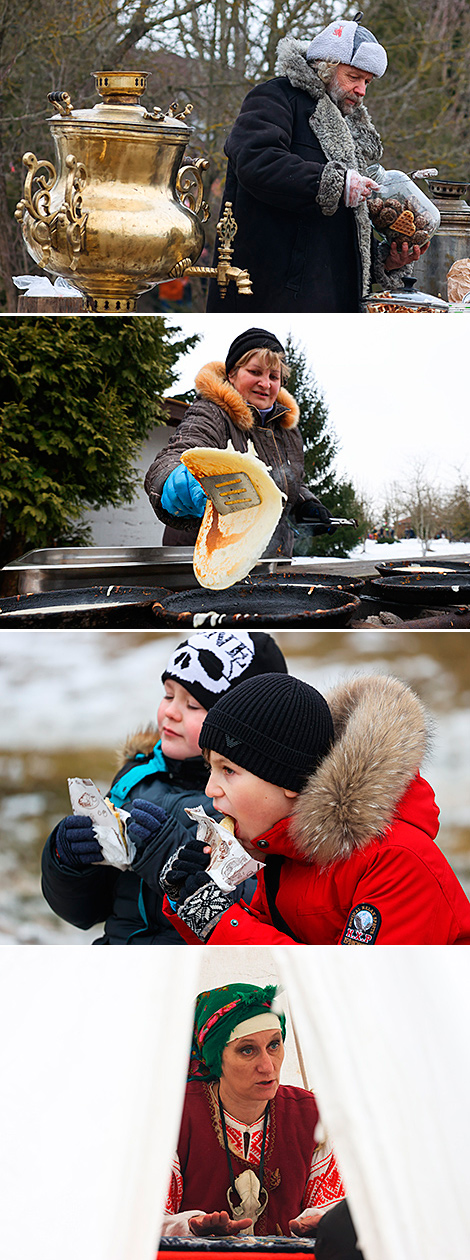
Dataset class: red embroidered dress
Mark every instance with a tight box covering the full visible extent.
[164,1081,344,1235]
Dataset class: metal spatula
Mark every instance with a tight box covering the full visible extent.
[199,471,261,515]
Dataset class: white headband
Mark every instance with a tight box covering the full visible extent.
[228,1013,282,1041]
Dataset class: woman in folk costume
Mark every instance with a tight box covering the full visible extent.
[162,983,344,1238]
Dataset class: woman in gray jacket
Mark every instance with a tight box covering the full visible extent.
[144,327,332,559]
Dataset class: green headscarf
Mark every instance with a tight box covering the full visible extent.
[189,982,286,1080]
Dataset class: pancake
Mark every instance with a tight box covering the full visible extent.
[181,441,285,589]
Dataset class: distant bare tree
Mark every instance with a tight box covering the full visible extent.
[361,0,470,174]
[443,479,470,541]
[384,460,446,554]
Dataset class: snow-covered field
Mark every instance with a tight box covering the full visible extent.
[351,537,470,562]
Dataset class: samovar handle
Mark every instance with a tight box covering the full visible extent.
[47,91,74,116]
[176,158,210,222]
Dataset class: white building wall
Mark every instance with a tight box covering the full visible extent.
[82,423,173,546]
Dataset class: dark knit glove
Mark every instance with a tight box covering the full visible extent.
[294,500,336,535]
[55,815,103,870]
[127,798,168,859]
[169,838,211,899]
[176,881,235,940]
[160,846,185,898]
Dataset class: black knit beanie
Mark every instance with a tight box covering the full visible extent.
[162,631,287,712]
[199,672,333,792]
[225,328,285,376]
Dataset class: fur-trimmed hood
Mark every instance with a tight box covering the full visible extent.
[194,361,300,432]
[118,725,159,766]
[289,675,432,867]
[116,726,208,785]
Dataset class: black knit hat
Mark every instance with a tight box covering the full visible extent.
[199,672,333,792]
[162,631,287,712]
[225,328,286,376]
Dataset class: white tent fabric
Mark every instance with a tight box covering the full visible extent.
[277,947,470,1260]
[0,948,200,1260]
[2,946,469,1260]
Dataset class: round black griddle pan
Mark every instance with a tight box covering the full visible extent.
[374,558,470,577]
[150,581,361,627]
[0,586,161,627]
[370,572,470,606]
[241,570,365,593]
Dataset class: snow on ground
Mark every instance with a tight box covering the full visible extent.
[350,537,470,561]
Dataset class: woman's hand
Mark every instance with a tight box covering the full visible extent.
[189,1211,253,1236]
[289,1209,324,1236]
[161,466,207,517]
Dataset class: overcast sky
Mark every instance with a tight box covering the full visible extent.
[164,314,469,511]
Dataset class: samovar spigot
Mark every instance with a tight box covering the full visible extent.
[169,202,253,298]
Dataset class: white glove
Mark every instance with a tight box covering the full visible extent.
[344,170,379,208]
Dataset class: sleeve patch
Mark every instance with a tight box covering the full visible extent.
[341,903,382,944]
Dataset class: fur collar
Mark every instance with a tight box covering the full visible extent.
[117,727,207,781]
[289,675,430,868]
[194,361,299,432]
[275,37,382,165]
[119,725,159,766]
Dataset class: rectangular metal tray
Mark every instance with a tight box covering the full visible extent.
[3,547,288,595]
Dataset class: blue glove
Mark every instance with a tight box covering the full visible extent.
[55,815,103,870]
[169,838,211,898]
[161,465,207,517]
[127,798,168,858]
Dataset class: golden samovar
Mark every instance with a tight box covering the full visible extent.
[15,71,251,310]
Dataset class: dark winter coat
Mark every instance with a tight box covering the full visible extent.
[164,676,470,945]
[41,730,248,944]
[145,361,319,559]
[207,38,398,313]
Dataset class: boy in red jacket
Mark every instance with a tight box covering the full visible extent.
[161,672,470,945]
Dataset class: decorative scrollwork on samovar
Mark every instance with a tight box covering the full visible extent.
[47,91,74,117]
[176,157,210,222]
[15,150,88,269]
[168,101,194,122]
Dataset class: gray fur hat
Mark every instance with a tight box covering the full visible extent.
[306,17,387,78]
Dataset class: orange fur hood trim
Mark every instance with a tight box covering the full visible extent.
[194,361,300,431]
[117,725,159,768]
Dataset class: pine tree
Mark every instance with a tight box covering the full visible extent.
[0,316,198,564]
[285,334,366,558]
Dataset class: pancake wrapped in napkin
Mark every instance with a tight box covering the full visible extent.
[68,777,136,869]
[181,441,286,590]
[185,805,264,890]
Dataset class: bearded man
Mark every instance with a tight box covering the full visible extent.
[207,15,426,313]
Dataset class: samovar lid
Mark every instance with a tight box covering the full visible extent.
[93,71,150,105]
[47,71,193,131]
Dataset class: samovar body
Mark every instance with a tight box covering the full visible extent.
[16,73,206,310]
